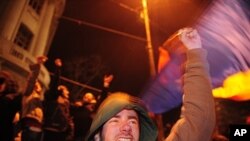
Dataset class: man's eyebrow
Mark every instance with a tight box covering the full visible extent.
[127,115,139,120]
[112,115,138,120]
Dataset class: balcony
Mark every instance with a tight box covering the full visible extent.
[0,37,50,88]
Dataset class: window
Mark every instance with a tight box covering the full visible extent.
[14,23,33,50]
[28,0,45,15]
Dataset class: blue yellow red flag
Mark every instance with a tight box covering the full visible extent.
[142,0,250,113]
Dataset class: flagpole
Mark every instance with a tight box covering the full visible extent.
[141,0,164,140]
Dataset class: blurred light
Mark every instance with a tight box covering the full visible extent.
[139,10,144,20]
[213,70,250,101]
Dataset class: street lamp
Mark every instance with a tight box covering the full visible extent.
[141,0,164,141]
[141,0,156,77]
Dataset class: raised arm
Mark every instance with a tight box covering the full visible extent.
[46,58,62,100]
[95,74,114,111]
[165,28,216,141]
[24,56,47,96]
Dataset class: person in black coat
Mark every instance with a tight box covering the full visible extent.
[0,71,22,141]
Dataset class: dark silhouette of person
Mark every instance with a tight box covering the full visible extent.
[0,71,22,141]
[43,58,74,141]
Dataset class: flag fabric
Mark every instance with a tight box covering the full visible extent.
[142,0,250,114]
[197,0,250,88]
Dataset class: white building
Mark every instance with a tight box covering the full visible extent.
[0,0,66,91]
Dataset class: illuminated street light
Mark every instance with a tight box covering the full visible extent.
[141,0,164,141]
[141,0,156,77]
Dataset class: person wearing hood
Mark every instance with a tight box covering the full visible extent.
[85,27,215,141]
[86,92,157,141]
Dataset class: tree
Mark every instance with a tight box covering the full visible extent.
[63,55,109,100]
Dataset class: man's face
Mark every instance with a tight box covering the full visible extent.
[101,109,140,141]
[62,88,69,99]
[34,81,42,93]
[58,85,69,99]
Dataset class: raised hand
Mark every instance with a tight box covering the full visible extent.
[37,56,48,64]
[54,58,62,67]
[179,27,202,50]
[103,74,114,88]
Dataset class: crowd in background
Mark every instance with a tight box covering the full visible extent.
[0,56,113,141]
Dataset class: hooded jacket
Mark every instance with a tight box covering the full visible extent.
[86,92,158,141]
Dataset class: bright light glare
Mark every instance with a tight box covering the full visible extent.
[213,70,250,101]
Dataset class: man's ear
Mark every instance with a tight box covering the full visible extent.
[94,132,101,141]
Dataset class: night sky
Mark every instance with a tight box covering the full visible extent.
[43,1,250,138]
[45,0,211,97]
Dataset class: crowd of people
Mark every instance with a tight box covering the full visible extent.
[0,56,113,141]
[0,27,218,141]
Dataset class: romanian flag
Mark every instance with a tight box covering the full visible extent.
[142,0,250,114]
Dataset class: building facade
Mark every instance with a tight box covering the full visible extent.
[0,0,65,91]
